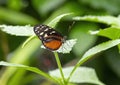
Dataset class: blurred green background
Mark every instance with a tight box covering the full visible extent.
[0,0,120,85]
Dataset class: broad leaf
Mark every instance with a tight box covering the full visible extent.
[91,27,120,39]
[0,61,60,84]
[80,39,120,63]
[0,25,34,36]
[49,66,104,85]
[73,15,120,27]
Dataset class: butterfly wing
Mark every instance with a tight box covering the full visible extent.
[34,24,64,51]
[43,36,63,50]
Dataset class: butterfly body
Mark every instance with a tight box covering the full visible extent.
[34,24,64,51]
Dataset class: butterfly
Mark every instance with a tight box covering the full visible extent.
[34,24,65,51]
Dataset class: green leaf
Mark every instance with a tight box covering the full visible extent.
[56,39,77,53]
[0,61,60,84]
[80,39,120,63]
[0,25,35,36]
[73,15,120,27]
[97,27,120,39]
[49,66,104,85]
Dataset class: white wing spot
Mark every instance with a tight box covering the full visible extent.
[44,28,49,31]
[50,31,56,34]
[44,34,48,37]
[40,32,44,35]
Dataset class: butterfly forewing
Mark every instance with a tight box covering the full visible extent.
[34,24,64,51]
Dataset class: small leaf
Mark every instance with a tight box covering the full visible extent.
[80,39,120,63]
[0,61,59,84]
[98,27,120,39]
[73,15,120,27]
[57,39,77,53]
[0,25,35,36]
[49,66,104,85]
[90,27,120,39]
[41,39,77,53]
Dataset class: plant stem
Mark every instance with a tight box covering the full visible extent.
[66,58,85,83]
[53,52,66,85]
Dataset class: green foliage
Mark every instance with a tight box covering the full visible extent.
[80,0,120,14]
[73,15,120,27]
[32,0,65,16]
[0,0,120,85]
[1,38,120,85]
[0,37,40,85]
[69,22,97,56]
[0,7,38,25]
[74,15,120,51]
[49,66,104,85]
[8,0,24,11]
[0,61,59,83]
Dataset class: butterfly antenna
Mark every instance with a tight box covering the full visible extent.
[68,21,76,33]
